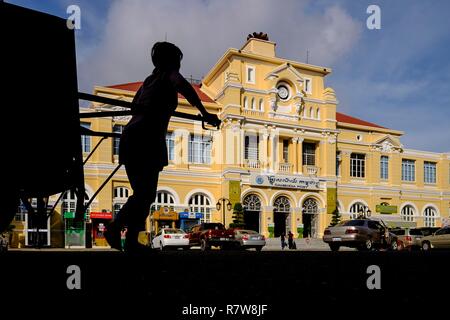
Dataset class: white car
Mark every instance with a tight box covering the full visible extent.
[151,228,190,250]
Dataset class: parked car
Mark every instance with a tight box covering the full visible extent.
[389,227,425,250]
[421,226,450,251]
[188,223,234,251]
[229,229,266,251]
[151,228,190,250]
[323,219,399,251]
[416,227,440,237]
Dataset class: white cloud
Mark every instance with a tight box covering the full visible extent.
[77,0,361,92]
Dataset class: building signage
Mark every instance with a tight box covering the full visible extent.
[179,212,203,220]
[250,173,321,190]
[153,207,178,221]
[90,211,113,219]
[327,188,337,214]
[229,181,241,205]
[375,205,397,214]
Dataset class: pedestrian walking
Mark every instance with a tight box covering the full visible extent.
[288,231,296,249]
[120,227,128,251]
[280,232,287,250]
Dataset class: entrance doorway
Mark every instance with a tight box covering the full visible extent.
[243,194,262,232]
[273,196,291,237]
[302,198,319,238]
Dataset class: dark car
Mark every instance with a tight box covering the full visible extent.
[389,228,425,250]
[188,223,235,251]
[323,219,399,251]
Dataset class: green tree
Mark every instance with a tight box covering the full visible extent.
[330,209,341,227]
[229,202,245,229]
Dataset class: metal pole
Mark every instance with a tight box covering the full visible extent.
[222,199,225,227]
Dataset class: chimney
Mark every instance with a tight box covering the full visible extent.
[241,32,276,57]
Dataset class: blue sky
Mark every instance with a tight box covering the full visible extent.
[7,0,450,152]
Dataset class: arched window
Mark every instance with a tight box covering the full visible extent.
[349,202,368,219]
[274,196,291,213]
[243,194,262,211]
[401,205,415,222]
[189,193,211,223]
[244,97,248,109]
[251,97,256,110]
[309,107,313,118]
[113,187,130,218]
[316,108,320,119]
[302,198,319,214]
[151,191,175,213]
[62,190,90,217]
[259,99,264,111]
[424,207,437,227]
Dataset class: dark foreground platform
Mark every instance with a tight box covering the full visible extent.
[1,250,449,318]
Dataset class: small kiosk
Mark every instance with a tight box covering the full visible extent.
[151,206,179,234]
[90,210,113,247]
[178,210,203,232]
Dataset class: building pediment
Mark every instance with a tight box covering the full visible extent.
[372,135,403,153]
[265,63,304,85]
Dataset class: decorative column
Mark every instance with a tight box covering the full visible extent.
[291,207,302,238]
[239,121,244,167]
[262,131,269,172]
[297,138,304,174]
[263,206,275,238]
[231,120,241,167]
[292,137,298,174]
[269,132,277,173]
[180,131,190,168]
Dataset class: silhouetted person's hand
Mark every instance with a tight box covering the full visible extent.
[203,112,221,128]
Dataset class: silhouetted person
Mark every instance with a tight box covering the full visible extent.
[105,42,220,251]
[280,232,287,250]
[288,231,294,249]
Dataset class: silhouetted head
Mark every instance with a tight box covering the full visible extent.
[151,41,183,71]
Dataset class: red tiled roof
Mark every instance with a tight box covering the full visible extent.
[336,112,385,129]
[106,83,384,128]
[106,81,215,103]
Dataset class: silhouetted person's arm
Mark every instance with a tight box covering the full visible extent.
[169,71,220,126]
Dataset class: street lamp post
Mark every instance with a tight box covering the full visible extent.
[216,198,232,227]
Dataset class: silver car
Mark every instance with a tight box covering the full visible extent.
[323,219,398,251]
[231,229,266,251]
[421,226,450,251]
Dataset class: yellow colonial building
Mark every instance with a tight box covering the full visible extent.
[10,34,450,247]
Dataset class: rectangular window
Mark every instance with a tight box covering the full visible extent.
[402,159,416,182]
[302,142,316,166]
[350,153,365,178]
[112,124,124,156]
[282,140,289,163]
[188,134,211,164]
[244,135,259,161]
[304,78,312,94]
[81,122,91,153]
[380,156,389,180]
[424,161,436,184]
[166,132,175,161]
[246,65,255,84]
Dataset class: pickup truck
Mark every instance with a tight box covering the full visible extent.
[188,223,235,251]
